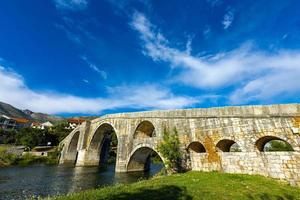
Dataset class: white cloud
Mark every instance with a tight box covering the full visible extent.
[131,12,300,104]
[222,10,234,29]
[0,67,198,114]
[54,0,88,10]
[81,56,108,79]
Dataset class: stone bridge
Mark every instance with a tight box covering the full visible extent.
[59,104,300,185]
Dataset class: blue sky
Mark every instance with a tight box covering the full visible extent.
[0,0,300,115]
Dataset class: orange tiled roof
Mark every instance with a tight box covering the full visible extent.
[67,118,85,124]
[12,118,30,124]
[31,122,41,126]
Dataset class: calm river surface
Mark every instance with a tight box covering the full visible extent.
[0,164,163,200]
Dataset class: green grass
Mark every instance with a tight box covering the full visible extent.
[46,171,300,200]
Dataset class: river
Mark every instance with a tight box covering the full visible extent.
[0,163,163,200]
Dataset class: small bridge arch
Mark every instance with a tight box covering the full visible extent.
[133,120,156,139]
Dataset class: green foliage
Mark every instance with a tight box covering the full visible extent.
[48,171,300,200]
[265,140,294,151]
[157,127,182,173]
[51,122,72,142]
[1,123,71,148]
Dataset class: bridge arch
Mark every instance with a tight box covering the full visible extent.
[187,141,206,153]
[216,139,242,152]
[87,122,118,165]
[126,144,164,172]
[61,128,80,164]
[255,135,294,152]
[133,120,156,139]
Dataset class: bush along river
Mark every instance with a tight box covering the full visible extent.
[0,163,164,200]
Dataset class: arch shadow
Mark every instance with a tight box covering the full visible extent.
[187,141,206,153]
[127,145,164,172]
[133,120,156,139]
[87,122,118,165]
[216,139,241,152]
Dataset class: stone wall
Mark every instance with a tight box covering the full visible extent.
[191,152,300,186]
[59,104,300,186]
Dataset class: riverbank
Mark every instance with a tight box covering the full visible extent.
[0,145,59,166]
[47,171,300,200]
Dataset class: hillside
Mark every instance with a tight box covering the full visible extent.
[0,101,30,119]
[0,101,63,123]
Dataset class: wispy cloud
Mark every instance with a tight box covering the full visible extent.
[81,56,108,80]
[222,10,234,29]
[206,0,222,7]
[0,66,199,114]
[203,26,211,38]
[55,17,96,45]
[55,23,82,44]
[53,0,88,10]
[131,12,300,104]
[83,79,89,84]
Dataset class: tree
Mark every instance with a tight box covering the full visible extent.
[157,127,182,173]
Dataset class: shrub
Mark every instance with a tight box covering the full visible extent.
[157,127,182,173]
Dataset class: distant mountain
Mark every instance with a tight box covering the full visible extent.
[0,101,63,123]
[0,101,30,119]
[30,112,63,123]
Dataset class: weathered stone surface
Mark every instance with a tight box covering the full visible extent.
[59,104,300,186]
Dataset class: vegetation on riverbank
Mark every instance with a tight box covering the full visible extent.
[47,171,300,200]
[0,145,59,166]
[0,123,71,148]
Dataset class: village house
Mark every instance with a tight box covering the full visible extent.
[31,121,54,130]
[66,118,85,129]
[0,115,30,130]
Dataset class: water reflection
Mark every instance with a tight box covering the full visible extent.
[0,163,163,200]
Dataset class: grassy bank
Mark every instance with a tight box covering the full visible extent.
[0,146,59,166]
[47,171,300,200]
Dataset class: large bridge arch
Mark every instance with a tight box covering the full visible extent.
[59,127,81,164]
[85,122,119,166]
[126,144,165,172]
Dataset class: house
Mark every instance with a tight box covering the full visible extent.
[41,121,53,129]
[31,122,41,129]
[66,118,85,129]
[31,121,53,129]
[0,115,30,130]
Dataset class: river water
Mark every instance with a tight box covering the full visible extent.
[0,164,163,200]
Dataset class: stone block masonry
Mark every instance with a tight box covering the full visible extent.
[59,104,300,186]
